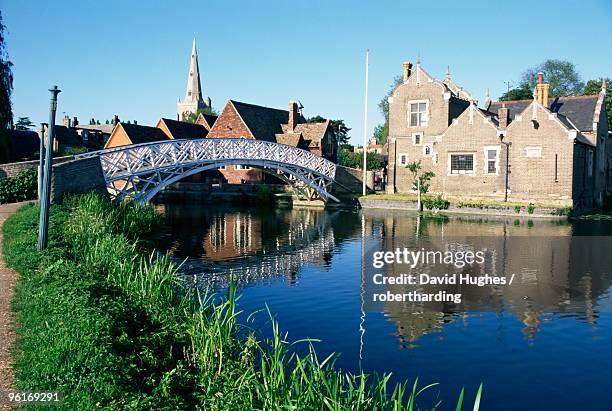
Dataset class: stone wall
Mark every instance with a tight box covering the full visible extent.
[0,156,71,179]
[50,157,108,203]
[333,165,374,193]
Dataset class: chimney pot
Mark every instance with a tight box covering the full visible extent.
[537,72,544,85]
[403,62,413,82]
[288,101,298,131]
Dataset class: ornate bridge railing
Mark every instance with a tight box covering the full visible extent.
[75,138,338,203]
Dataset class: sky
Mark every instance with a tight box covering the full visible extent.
[3,0,612,144]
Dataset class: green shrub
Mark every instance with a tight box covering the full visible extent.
[514,205,522,213]
[0,168,37,204]
[527,203,535,214]
[423,195,450,211]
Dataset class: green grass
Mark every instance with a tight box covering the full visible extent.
[4,193,483,410]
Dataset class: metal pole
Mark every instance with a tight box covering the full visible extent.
[503,141,511,202]
[38,86,61,251]
[362,49,369,196]
[37,123,45,200]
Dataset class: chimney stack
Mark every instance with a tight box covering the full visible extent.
[288,101,298,131]
[112,114,120,125]
[72,116,78,127]
[402,62,413,82]
[62,114,71,128]
[535,72,550,107]
[498,104,509,129]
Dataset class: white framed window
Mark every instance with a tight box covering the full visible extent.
[423,143,433,156]
[235,165,251,170]
[448,153,475,175]
[412,132,423,146]
[587,149,594,177]
[218,165,227,170]
[398,153,409,166]
[483,145,500,175]
[525,146,542,158]
[408,100,428,127]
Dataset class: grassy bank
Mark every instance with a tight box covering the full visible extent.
[3,194,482,410]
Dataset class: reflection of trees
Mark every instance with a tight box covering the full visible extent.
[369,209,612,344]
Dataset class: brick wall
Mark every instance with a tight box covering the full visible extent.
[333,165,374,193]
[0,156,72,179]
[207,103,253,139]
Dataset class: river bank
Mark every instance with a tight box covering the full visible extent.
[2,194,480,410]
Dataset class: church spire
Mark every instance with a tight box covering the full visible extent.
[185,38,203,103]
[177,38,210,120]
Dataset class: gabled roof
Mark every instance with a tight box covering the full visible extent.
[158,118,208,140]
[195,113,218,130]
[488,95,600,132]
[292,121,330,148]
[230,100,290,142]
[75,124,115,134]
[275,132,304,147]
[120,123,170,144]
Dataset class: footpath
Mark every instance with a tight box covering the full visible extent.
[0,202,31,410]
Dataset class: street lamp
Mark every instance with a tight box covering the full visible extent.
[37,86,61,251]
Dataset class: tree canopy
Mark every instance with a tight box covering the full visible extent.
[307,116,351,145]
[182,107,218,123]
[0,11,13,163]
[500,59,585,101]
[374,74,403,145]
[15,116,35,130]
[584,78,611,131]
[337,147,382,170]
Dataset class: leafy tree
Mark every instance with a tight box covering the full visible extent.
[337,147,382,170]
[499,84,533,101]
[0,11,13,163]
[15,116,35,130]
[182,107,218,123]
[521,59,584,97]
[307,116,351,145]
[584,78,611,131]
[374,74,403,145]
[105,120,109,124]
[406,160,435,211]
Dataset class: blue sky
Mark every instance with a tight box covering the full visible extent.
[4,0,612,144]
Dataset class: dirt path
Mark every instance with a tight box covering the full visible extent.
[0,202,32,409]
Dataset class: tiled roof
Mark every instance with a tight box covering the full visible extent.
[293,121,330,147]
[231,100,290,142]
[159,118,208,140]
[75,124,115,134]
[488,95,599,132]
[275,132,304,147]
[52,125,82,146]
[121,123,170,144]
[196,113,218,130]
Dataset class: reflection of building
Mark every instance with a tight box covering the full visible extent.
[370,210,611,343]
[203,213,261,261]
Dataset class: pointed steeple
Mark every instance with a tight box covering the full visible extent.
[185,38,203,103]
[177,37,211,121]
[445,65,451,81]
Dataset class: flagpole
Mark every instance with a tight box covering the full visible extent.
[362,49,369,196]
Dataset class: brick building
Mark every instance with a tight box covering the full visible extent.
[207,100,337,183]
[386,61,608,212]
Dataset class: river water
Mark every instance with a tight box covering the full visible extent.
[156,201,612,411]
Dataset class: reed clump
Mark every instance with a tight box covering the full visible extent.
[3,193,482,410]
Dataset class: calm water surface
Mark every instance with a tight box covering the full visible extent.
[156,202,612,411]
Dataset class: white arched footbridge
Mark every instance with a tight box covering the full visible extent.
[76,138,339,204]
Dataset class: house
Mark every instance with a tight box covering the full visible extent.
[195,113,217,131]
[207,100,336,183]
[156,118,209,140]
[40,123,82,154]
[104,122,170,148]
[385,61,608,213]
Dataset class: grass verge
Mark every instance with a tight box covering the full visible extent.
[4,193,482,410]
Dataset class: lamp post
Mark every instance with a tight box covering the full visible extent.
[37,86,61,251]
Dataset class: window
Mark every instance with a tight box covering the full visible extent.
[587,149,594,177]
[218,165,227,170]
[449,153,475,175]
[525,146,542,158]
[235,165,251,170]
[408,101,428,127]
[412,132,423,146]
[484,146,500,175]
[423,144,433,156]
[398,153,408,166]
